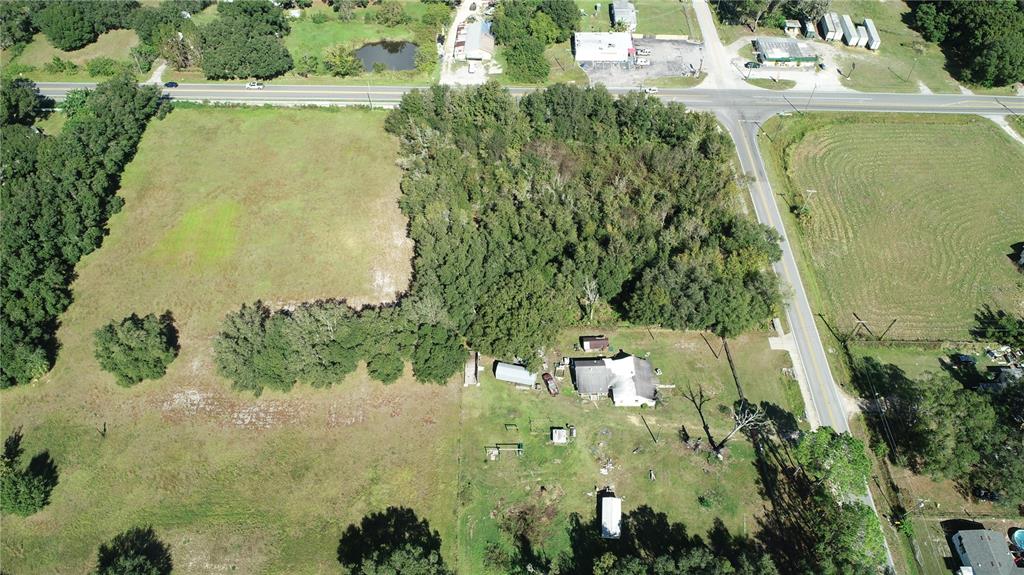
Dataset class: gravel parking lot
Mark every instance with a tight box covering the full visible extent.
[583,38,704,86]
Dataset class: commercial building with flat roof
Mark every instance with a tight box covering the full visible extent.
[754,37,818,65]
[573,32,634,63]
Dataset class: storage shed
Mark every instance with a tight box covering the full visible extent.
[573,32,634,63]
[855,25,868,47]
[863,18,881,50]
[551,427,568,444]
[600,495,622,539]
[611,0,637,32]
[840,14,859,46]
[495,362,537,388]
[818,12,842,41]
[581,335,610,352]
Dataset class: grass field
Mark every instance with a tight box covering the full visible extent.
[0,107,419,574]
[1,30,141,82]
[648,72,706,88]
[634,0,699,38]
[744,77,795,90]
[458,328,801,572]
[759,113,1024,341]
[1012,115,1024,138]
[576,0,613,32]
[545,43,588,84]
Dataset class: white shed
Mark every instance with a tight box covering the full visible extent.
[855,25,868,47]
[840,14,859,46]
[863,18,881,50]
[495,362,537,388]
[600,496,622,539]
[819,12,842,41]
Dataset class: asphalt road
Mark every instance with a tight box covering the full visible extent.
[36,81,1024,115]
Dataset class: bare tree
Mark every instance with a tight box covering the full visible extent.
[581,278,600,323]
[682,385,767,457]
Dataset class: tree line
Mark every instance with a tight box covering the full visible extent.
[215,82,781,393]
[0,77,167,387]
[491,0,579,83]
[909,0,1024,88]
[711,0,833,33]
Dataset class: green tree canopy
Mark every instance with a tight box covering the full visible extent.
[93,312,179,387]
[94,527,172,575]
[0,430,58,517]
[796,427,871,498]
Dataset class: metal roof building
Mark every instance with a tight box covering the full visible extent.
[600,495,622,539]
[951,530,1015,575]
[573,32,634,63]
[571,354,658,407]
[819,12,842,41]
[754,37,818,65]
[840,14,860,46]
[863,18,881,50]
[611,0,637,32]
[855,25,868,47]
[494,362,537,388]
[464,20,495,61]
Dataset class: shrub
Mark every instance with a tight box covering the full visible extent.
[93,312,179,386]
[310,10,331,23]
[94,527,172,575]
[86,57,127,77]
[43,56,79,74]
[374,1,410,26]
[0,430,58,517]
[322,44,363,77]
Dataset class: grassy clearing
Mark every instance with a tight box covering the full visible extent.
[458,328,798,572]
[576,0,613,32]
[648,72,706,88]
[1011,115,1024,139]
[759,113,1024,341]
[545,43,588,84]
[634,0,699,38]
[1,30,142,82]
[33,111,67,136]
[744,77,795,90]
[0,107,419,574]
[828,0,961,94]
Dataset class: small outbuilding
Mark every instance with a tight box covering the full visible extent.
[951,530,1015,575]
[783,19,801,35]
[580,335,610,352]
[802,20,817,39]
[600,494,622,539]
[863,18,881,50]
[840,14,860,46]
[495,362,537,388]
[611,0,637,32]
[551,427,568,444]
[819,12,842,41]
[573,32,634,63]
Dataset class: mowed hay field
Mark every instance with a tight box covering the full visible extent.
[761,113,1024,340]
[0,107,458,574]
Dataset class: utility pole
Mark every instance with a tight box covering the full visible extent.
[781,93,801,115]
[366,77,373,108]
[806,83,817,109]
[906,57,918,83]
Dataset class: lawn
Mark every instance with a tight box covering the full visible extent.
[458,328,800,573]
[0,107,424,574]
[545,43,588,84]
[634,0,699,39]
[759,113,1024,341]
[33,111,67,136]
[648,72,707,88]
[1,30,142,82]
[576,0,613,32]
[744,77,795,90]
[828,0,960,94]
[1012,115,1024,139]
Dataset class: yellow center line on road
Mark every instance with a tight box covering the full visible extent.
[735,123,844,430]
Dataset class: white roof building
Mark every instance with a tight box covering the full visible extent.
[573,32,634,63]
[572,354,659,407]
[495,362,536,388]
[464,21,495,61]
[600,496,622,539]
[863,18,881,50]
[855,25,868,47]
[611,0,637,32]
[840,14,860,46]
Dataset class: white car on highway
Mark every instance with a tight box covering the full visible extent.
[245,81,265,90]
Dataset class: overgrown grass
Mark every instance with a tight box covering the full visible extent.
[759,113,1024,341]
[0,107,419,574]
[1,30,142,82]
[575,0,613,32]
[634,0,698,38]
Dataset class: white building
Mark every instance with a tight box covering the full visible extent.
[494,362,536,388]
[464,21,495,61]
[863,18,881,50]
[573,32,634,63]
[819,12,842,41]
[840,14,860,46]
[611,0,637,32]
[855,25,868,47]
[600,496,622,539]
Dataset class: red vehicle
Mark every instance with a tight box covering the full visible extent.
[542,373,558,396]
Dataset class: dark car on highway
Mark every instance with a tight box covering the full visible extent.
[164,81,179,88]
[744,61,761,69]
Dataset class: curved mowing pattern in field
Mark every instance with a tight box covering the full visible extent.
[786,117,1024,340]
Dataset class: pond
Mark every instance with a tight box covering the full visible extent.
[355,41,418,72]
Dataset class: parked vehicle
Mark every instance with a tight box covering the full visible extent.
[163,81,179,88]
[635,57,650,67]
[818,62,827,70]
[744,61,761,69]
[636,47,652,56]
[643,86,659,94]
[246,81,265,90]
[542,373,558,396]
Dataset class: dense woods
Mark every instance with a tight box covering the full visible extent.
[214,83,781,393]
[0,77,166,387]
[909,0,1024,87]
[491,0,579,82]
[200,1,293,79]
